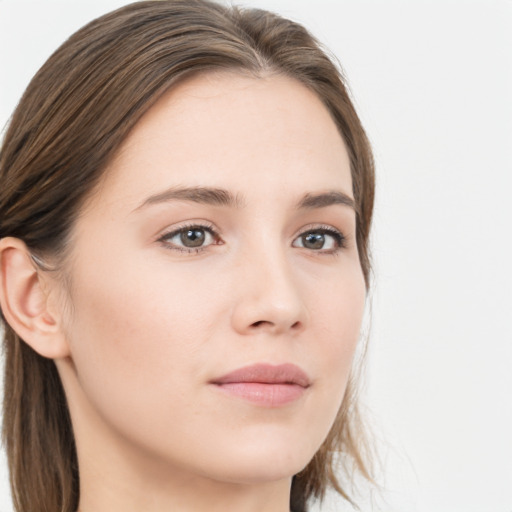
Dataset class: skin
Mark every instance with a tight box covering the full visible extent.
[2,72,366,512]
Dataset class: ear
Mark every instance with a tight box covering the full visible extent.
[0,237,70,359]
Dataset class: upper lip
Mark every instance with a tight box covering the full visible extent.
[211,363,311,388]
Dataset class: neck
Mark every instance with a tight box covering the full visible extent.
[77,469,292,512]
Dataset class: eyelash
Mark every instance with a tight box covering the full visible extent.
[156,223,347,255]
[293,225,347,254]
[157,222,220,254]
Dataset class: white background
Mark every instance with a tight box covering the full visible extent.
[1,1,511,511]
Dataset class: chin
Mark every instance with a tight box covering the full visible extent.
[197,434,316,485]
[212,458,309,486]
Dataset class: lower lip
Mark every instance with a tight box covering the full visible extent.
[212,382,307,407]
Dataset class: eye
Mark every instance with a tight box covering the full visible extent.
[292,227,346,252]
[158,224,219,252]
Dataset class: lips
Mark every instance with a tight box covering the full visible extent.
[210,363,311,407]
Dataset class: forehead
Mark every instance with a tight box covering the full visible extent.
[87,71,352,212]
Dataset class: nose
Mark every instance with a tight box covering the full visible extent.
[230,248,308,336]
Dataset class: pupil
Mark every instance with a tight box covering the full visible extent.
[180,229,205,247]
[303,232,324,249]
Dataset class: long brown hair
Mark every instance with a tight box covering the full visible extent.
[0,1,375,511]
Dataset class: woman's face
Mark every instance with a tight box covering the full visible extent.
[57,72,366,486]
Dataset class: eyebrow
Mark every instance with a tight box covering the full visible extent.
[135,186,245,210]
[134,186,355,212]
[297,190,356,211]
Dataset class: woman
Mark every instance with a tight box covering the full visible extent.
[0,1,375,511]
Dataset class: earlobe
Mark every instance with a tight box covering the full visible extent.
[0,237,70,359]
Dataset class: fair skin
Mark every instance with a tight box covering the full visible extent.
[0,72,365,512]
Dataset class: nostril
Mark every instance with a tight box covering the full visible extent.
[249,320,302,331]
[251,320,269,328]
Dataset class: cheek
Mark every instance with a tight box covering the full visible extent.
[308,258,366,353]
[303,265,366,428]
[326,277,366,363]
[62,252,224,432]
